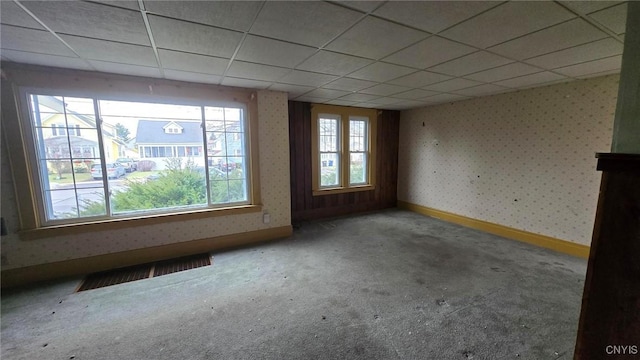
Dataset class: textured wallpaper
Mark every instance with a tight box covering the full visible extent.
[0,90,291,270]
[398,75,618,246]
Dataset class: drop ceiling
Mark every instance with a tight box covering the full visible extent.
[0,1,628,110]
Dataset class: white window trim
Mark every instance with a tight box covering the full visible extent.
[1,64,262,238]
[310,104,377,196]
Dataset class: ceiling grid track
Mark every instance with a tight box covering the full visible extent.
[138,0,165,77]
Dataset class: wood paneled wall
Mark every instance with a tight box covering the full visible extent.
[289,101,400,222]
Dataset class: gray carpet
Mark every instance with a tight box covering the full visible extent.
[1,209,586,359]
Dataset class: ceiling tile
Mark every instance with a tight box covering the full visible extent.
[297,51,373,76]
[321,77,378,92]
[348,62,415,82]
[422,93,469,103]
[278,70,338,87]
[575,69,620,79]
[427,51,513,77]
[326,99,360,106]
[325,16,428,60]
[91,1,140,11]
[440,1,575,48]
[336,1,384,13]
[452,84,510,96]
[304,88,351,99]
[387,71,453,88]
[494,71,566,88]
[352,102,381,109]
[294,95,330,103]
[1,25,75,57]
[0,1,44,29]
[374,1,499,33]
[144,1,262,32]
[236,35,316,68]
[559,1,623,15]
[464,62,542,83]
[250,2,361,47]
[423,78,483,92]
[0,49,91,70]
[364,97,403,105]
[339,93,380,102]
[163,69,222,84]
[554,55,622,77]
[269,83,315,98]
[382,36,476,69]
[158,49,229,75]
[525,38,623,69]
[359,84,410,96]
[89,60,162,78]
[488,19,608,60]
[149,15,243,58]
[387,99,430,110]
[392,89,440,100]
[21,1,150,45]
[227,61,291,82]
[588,2,628,35]
[61,35,157,66]
[221,77,272,89]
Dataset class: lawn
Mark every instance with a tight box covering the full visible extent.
[48,172,92,184]
[48,171,160,184]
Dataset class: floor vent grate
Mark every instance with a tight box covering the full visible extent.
[154,253,212,277]
[77,253,212,292]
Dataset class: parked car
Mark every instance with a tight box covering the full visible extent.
[91,163,126,180]
[116,157,138,172]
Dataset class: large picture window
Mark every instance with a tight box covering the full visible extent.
[25,93,250,225]
[311,104,376,195]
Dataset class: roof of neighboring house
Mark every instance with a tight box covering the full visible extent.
[136,120,202,144]
[37,95,116,138]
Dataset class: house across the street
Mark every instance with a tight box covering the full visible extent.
[136,119,243,170]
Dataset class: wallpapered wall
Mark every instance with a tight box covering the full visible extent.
[398,75,619,246]
[0,90,291,270]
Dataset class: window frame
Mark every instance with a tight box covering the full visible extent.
[311,104,377,196]
[1,65,262,239]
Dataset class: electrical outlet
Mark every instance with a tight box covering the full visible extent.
[263,212,270,224]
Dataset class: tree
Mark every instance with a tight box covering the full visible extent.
[115,123,131,143]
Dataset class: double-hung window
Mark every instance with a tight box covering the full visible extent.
[311,104,376,195]
[20,91,253,226]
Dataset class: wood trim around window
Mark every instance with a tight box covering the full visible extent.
[1,63,262,236]
[310,104,377,196]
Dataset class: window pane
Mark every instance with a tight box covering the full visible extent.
[207,132,227,156]
[320,153,339,187]
[228,179,246,202]
[204,107,225,121]
[77,188,107,217]
[30,95,105,222]
[319,115,339,152]
[98,100,208,215]
[210,180,229,204]
[349,118,367,152]
[227,156,245,180]
[350,153,367,185]
[225,132,242,156]
[28,94,251,224]
[46,189,79,219]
